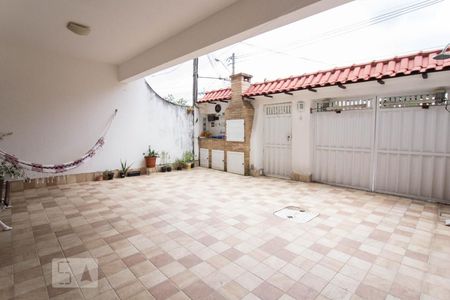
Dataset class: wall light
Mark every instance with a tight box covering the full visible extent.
[433,43,450,60]
[66,22,91,36]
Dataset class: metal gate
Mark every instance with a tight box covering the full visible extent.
[312,92,450,203]
[312,99,375,190]
[374,94,450,202]
[264,103,292,178]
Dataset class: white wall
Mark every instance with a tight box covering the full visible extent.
[250,71,450,178]
[0,44,193,177]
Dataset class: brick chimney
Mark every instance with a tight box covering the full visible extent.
[224,73,254,175]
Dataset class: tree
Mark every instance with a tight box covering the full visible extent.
[164,94,188,106]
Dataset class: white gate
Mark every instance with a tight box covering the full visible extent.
[374,95,450,202]
[312,99,375,190]
[264,103,292,178]
[312,93,450,203]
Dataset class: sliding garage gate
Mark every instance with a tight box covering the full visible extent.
[312,92,450,203]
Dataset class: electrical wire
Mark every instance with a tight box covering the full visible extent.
[238,41,330,66]
[147,63,185,78]
[207,55,221,78]
[231,0,445,66]
[286,0,444,51]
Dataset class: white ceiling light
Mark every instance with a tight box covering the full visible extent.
[66,22,90,36]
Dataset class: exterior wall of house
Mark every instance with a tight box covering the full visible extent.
[250,71,450,181]
[0,44,193,179]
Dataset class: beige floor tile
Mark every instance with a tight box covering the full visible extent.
[3,168,448,300]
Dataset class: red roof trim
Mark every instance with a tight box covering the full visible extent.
[197,88,231,103]
[198,49,450,102]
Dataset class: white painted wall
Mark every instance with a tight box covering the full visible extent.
[250,71,450,179]
[0,44,193,177]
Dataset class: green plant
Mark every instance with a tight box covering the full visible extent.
[143,146,159,157]
[173,159,184,170]
[182,151,194,163]
[0,160,25,180]
[102,170,114,180]
[120,160,132,176]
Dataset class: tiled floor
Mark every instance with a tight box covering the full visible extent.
[1,168,450,300]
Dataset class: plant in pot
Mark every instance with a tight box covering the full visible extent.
[0,159,26,209]
[143,146,159,168]
[159,151,172,172]
[102,170,114,180]
[182,151,195,169]
[173,159,184,171]
[119,160,132,178]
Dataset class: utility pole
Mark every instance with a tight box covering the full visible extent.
[193,58,199,104]
[192,57,198,158]
[231,53,235,75]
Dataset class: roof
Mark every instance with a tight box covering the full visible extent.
[244,49,449,97]
[197,49,450,102]
[198,88,231,103]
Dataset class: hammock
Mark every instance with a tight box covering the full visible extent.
[0,109,117,174]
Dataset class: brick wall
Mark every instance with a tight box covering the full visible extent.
[198,73,255,175]
[225,73,254,175]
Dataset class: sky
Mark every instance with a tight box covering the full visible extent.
[146,0,450,105]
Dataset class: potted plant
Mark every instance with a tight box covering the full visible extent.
[159,151,172,172]
[102,170,114,180]
[173,159,184,171]
[0,160,26,208]
[143,146,159,168]
[0,160,25,180]
[182,151,194,169]
[119,160,132,178]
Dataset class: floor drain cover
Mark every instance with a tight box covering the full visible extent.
[274,206,319,223]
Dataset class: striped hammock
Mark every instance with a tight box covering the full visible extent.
[0,110,117,174]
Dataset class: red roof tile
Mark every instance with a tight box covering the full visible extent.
[197,88,231,103]
[198,49,450,102]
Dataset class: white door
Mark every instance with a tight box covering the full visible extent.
[211,150,225,171]
[312,99,374,190]
[200,148,209,168]
[263,103,292,178]
[227,151,244,175]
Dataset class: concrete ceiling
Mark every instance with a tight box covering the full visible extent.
[0,0,239,64]
[0,0,350,81]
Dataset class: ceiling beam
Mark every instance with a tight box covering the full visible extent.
[118,0,350,82]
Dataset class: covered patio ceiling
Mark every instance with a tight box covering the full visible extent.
[0,0,350,82]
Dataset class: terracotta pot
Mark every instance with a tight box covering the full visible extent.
[145,156,157,168]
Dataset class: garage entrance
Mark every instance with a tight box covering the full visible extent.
[263,103,292,178]
[312,92,450,203]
